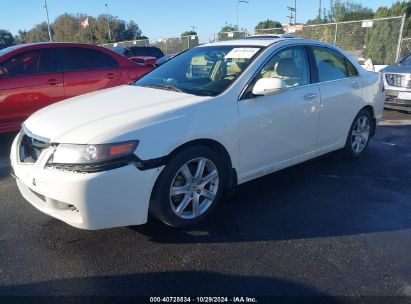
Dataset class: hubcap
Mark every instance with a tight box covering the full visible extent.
[351,116,370,154]
[170,157,219,220]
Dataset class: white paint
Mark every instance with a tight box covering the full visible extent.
[11,38,385,230]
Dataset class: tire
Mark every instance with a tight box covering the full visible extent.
[149,145,225,228]
[343,109,373,158]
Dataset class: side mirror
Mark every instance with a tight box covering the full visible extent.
[252,78,287,96]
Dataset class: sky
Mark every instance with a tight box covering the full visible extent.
[0,0,400,40]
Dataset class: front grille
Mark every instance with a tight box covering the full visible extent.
[385,73,411,89]
[19,132,50,163]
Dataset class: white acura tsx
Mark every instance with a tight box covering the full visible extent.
[10,38,384,229]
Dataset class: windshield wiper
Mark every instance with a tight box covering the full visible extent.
[141,84,185,93]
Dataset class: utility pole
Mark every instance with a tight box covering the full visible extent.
[189,25,198,33]
[287,6,296,25]
[44,0,52,41]
[105,3,112,42]
[294,0,297,25]
[318,0,322,19]
[236,0,248,29]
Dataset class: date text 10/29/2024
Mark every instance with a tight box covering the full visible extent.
[150,297,258,303]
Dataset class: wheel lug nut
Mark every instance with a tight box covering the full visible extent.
[197,189,201,194]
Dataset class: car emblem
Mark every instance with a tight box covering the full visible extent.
[32,178,36,186]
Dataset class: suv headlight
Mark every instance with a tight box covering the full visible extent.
[46,141,139,172]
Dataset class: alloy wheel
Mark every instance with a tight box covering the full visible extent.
[351,115,370,154]
[169,157,219,220]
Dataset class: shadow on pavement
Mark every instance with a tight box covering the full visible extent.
[130,124,411,243]
[0,271,337,298]
[0,132,17,158]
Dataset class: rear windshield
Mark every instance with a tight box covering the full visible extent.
[130,47,164,58]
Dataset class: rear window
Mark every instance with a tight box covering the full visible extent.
[313,47,358,82]
[64,47,118,71]
[130,47,164,58]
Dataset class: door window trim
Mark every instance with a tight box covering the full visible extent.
[239,44,313,101]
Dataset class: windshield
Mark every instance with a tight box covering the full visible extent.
[401,53,411,65]
[134,45,262,96]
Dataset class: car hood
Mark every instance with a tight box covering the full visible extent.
[24,85,210,144]
[381,63,411,74]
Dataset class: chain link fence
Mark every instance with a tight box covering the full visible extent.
[400,38,411,58]
[299,16,405,65]
[101,16,408,65]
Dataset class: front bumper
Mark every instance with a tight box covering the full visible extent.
[384,89,411,112]
[10,135,163,230]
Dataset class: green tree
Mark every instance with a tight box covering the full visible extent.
[0,29,15,49]
[363,1,411,64]
[125,20,143,40]
[53,13,80,42]
[327,0,373,22]
[14,13,146,45]
[218,24,244,41]
[255,19,284,34]
[181,31,199,50]
[25,22,51,43]
[14,30,27,44]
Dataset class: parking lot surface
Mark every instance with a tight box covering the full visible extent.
[0,111,410,297]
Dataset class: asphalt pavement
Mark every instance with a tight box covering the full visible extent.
[0,110,411,299]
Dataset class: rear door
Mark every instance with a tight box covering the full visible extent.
[62,47,122,99]
[311,46,362,147]
[0,47,64,132]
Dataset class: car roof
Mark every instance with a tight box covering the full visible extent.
[200,37,307,47]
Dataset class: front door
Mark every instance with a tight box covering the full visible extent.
[238,46,320,176]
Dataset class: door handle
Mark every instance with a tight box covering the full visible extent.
[304,93,318,101]
[46,79,60,85]
[352,82,360,88]
[105,73,116,79]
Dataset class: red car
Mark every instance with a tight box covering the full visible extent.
[0,42,155,133]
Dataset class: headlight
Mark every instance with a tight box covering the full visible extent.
[46,141,139,172]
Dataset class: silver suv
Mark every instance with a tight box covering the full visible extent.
[381,53,411,112]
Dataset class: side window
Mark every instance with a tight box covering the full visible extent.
[346,59,358,77]
[257,47,311,88]
[1,48,61,77]
[313,47,351,82]
[64,47,118,71]
[38,48,61,73]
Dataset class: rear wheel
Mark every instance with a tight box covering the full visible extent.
[150,146,224,228]
[344,109,372,158]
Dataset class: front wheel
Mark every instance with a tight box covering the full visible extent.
[344,109,372,158]
[149,146,224,228]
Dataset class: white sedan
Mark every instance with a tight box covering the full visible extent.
[10,38,385,229]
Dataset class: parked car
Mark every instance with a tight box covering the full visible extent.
[380,53,411,112]
[11,38,384,230]
[0,43,155,133]
[111,45,165,59]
